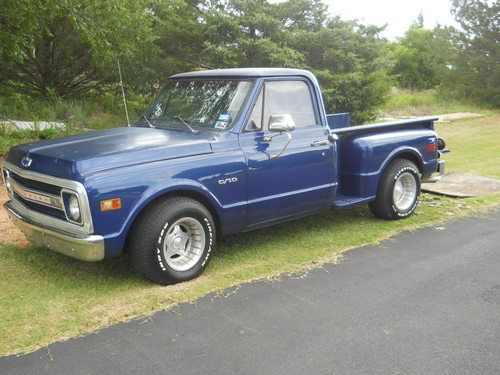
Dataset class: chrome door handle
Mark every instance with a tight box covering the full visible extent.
[311,140,329,147]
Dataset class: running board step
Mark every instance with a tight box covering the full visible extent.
[333,195,372,208]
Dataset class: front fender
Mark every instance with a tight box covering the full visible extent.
[91,176,248,257]
[84,151,248,257]
[123,179,224,234]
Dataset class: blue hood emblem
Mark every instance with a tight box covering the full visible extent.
[21,156,32,168]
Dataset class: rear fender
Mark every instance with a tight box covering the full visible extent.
[339,144,427,198]
[380,147,425,176]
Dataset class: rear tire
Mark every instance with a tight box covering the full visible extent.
[129,196,216,285]
[369,159,420,220]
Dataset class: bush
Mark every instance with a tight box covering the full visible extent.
[316,69,392,124]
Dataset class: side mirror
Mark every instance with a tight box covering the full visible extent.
[264,114,295,159]
[268,114,295,133]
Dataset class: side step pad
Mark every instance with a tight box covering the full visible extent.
[333,195,371,208]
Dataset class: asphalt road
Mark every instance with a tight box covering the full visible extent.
[2,210,499,375]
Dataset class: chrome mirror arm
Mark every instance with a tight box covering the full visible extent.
[270,132,292,159]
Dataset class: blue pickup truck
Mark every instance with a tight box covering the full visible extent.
[2,68,446,284]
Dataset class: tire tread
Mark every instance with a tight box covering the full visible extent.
[128,196,215,285]
[369,159,420,220]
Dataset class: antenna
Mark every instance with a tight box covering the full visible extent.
[117,60,130,126]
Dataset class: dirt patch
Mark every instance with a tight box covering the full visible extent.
[0,185,28,247]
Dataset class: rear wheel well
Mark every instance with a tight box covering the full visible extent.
[124,190,221,251]
[374,152,423,198]
[390,152,423,175]
[370,158,421,220]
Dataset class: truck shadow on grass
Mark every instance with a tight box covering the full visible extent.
[3,191,469,292]
[5,206,375,286]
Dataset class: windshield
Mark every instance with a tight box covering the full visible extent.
[142,79,254,131]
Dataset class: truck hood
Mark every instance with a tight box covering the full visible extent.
[6,127,214,180]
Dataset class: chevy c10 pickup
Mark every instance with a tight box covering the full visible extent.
[2,68,446,284]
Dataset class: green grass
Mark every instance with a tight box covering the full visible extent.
[435,114,500,179]
[0,112,499,356]
[381,88,488,117]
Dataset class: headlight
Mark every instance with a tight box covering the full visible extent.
[69,194,81,221]
[62,191,82,224]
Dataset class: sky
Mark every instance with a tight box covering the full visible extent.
[276,0,459,40]
[325,0,458,39]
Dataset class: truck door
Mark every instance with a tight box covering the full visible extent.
[239,78,335,228]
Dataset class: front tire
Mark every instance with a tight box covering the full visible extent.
[369,159,421,220]
[129,196,216,285]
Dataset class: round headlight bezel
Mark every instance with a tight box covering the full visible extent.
[61,190,83,224]
[68,194,81,221]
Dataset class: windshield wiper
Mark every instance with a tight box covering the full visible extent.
[174,116,198,134]
[143,115,155,128]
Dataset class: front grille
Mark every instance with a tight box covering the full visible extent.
[2,161,93,235]
[7,170,67,221]
[14,195,67,220]
[10,171,62,196]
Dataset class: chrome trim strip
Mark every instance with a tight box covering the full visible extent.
[247,183,332,205]
[4,201,104,262]
[2,168,14,199]
[11,179,64,210]
[2,160,94,234]
[1,168,8,193]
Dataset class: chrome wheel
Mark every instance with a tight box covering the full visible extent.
[393,172,417,211]
[163,217,206,272]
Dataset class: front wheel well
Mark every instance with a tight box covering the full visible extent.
[124,190,221,251]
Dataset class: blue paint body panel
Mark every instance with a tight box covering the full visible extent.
[326,113,350,129]
[5,68,442,258]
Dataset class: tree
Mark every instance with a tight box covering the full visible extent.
[153,0,210,78]
[291,16,391,123]
[388,17,447,89]
[201,0,306,67]
[0,0,394,121]
[441,0,500,106]
[0,0,159,97]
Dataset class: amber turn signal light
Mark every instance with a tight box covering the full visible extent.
[100,198,122,211]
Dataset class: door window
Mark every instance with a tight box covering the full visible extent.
[263,80,317,129]
[245,80,318,132]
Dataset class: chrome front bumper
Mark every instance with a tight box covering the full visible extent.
[4,200,105,262]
